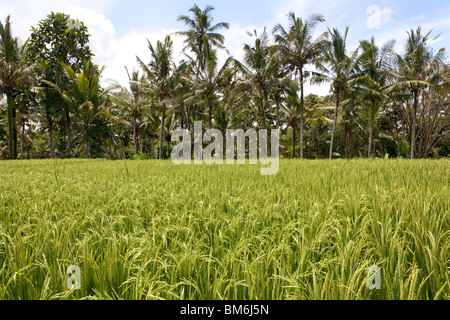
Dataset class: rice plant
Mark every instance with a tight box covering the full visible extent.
[0,159,448,300]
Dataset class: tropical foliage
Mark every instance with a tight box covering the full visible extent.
[0,7,449,160]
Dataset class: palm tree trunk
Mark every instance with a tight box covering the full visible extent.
[6,93,15,159]
[181,109,185,129]
[292,125,296,159]
[12,107,17,159]
[133,116,139,155]
[21,119,25,156]
[46,113,55,159]
[299,69,304,159]
[368,100,375,158]
[261,100,268,129]
[345,125,350,159]
[411,91,418,160]
[262,109,268,129]
[208,98,213,129]
[159,103,166,159]
[85,122,91,159]
[65,108,72,157]
[259,87,268,129]
[329,91,340,160]
[349,125,354,158]
[187,107,191,131]
[276,101,280,129]
[86,137,91,159]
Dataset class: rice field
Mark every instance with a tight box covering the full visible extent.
[0,159,448,300]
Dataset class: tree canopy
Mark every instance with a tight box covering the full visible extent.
[0,7,449,160]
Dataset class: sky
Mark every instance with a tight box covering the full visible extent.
[1,0,449,96]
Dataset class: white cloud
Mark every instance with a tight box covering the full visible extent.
[65,6,116,74]
[0,2,185,88]
[109,29,185,87]
[219,23,265,63]
[0,0,113,42]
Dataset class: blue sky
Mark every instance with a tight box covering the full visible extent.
[104,1,449,36]
[1,0,449,95]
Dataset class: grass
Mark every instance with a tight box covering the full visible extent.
[0,159,448,300]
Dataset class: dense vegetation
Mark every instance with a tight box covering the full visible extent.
[0,5,448,161]
[0,159,448,299]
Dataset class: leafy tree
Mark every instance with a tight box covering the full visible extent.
[25,12,92,71]
[25,12,92,156]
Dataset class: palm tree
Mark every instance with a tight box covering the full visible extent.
[313,27,360,159]
[356,37,395,157]
[110,68,151,155]
[281,95,301,158]
[273,12,325,158]
[176,4,229,70]
[137,36,176,159]
[236,29,278,129]
[387,27,445,159]
[170,65,191,130]
[49,61,109,158]
[0,15,33,159]
[270,70,298,131]
[181,46,235,129]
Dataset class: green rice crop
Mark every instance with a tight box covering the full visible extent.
[0,159,448,300]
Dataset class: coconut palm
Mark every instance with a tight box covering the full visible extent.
[235,29,279,129]
[0,15,34,159]
[273,12,326,158]
[47,61,109,158]
[313,27,360,159]
[181,46,235,129]
[110,68,152,155]
[352,37,395,157]
[387,27,445,159]
[170,62,191,130]
[270,68,298,130]
[176,4,229,70]
[137,36,176,159]
[281,94,301,158]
